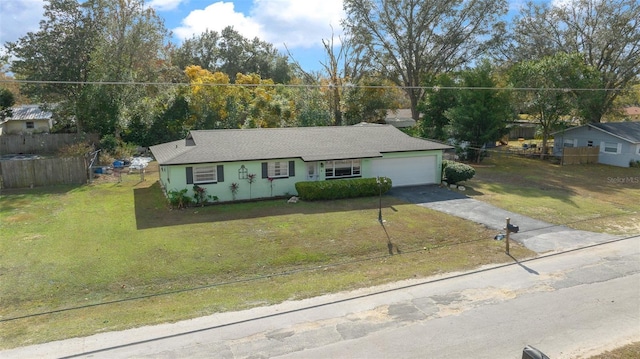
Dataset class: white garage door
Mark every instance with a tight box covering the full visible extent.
[371,156,437,186]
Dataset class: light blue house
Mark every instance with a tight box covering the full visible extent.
[149,125,452,202]
[553,122,640,167]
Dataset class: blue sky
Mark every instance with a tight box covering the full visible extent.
[1,0,541,73]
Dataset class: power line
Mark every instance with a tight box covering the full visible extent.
[0,78,625,92]
[1,206,637,324]
[51,234,640,359]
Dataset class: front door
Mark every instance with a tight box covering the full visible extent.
[306,162,319,181]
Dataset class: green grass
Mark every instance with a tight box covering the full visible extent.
[2,155,637,349]
[465,151,640,235]
[0,165,531,349]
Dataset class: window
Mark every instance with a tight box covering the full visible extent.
[262,161,295,179]
[637,145,640,155]
[194,166,217,183]
[587,140,593,147]
[563,138,576,148]
[268,161,289,178]
[602,142,620,154]
[325,159,361,178]
[26,121,35,129]
[187,165,224,184]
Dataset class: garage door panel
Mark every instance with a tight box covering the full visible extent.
[371,156,436,186]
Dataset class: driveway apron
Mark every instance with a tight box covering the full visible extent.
[389,185,621,253]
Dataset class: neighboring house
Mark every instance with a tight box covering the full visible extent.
[623,107,640,121]
[0,104,54,135]
[506,120,537,140]
[552,122,640,167]
[385,109,417,128]
[150,125,452,202]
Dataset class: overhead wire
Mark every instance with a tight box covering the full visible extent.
[0,80,636,323]
[1,200,637,324]
[0,78,625,92]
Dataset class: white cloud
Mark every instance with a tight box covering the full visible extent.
[0,0,45,45]
[173,0,345,50]
[173,2,264,41]
[550,0,572,7]
[147,0,186,12]
[252,0,345,48]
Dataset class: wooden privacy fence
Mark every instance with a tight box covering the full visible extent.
[562,146,599,165]
[0,133,99,154]
[0,157,87,188]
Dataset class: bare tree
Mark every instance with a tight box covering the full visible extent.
[505,0,640,123]
[342,0,507,121]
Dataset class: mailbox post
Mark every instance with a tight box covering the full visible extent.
[505,218,511,254]
[504,218,519,254]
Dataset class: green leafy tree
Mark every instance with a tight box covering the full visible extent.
[342,0,508,121]
[0,87,15,121]
[5,0,106,131]
[291,86,331,127]
[172,26,292,83]
[85,0,170,137]
[503,0,640,123]
[6,0,172,138]
[418,73,458,141]
[342,77,403,125]
[509,53,594,157]
[445,61,514,162]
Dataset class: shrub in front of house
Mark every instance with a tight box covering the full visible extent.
[167,189,192,209]
[295,177,392,201]
[442,160,475,184]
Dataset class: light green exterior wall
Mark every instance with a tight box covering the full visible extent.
[159,159,306,202]
[158,150,444,203]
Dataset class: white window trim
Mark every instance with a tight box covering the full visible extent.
[563,138,577,147]
[325,159,362,178]
[25,121,35,129]
[600,141,621,154]
[193,166,217,183]
[268,161,289,178]
[636,144,640,155]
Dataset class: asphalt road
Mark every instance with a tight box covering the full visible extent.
[3,235,638,359]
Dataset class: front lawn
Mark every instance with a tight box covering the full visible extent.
[0,164,531,349]
[467,151,640,235]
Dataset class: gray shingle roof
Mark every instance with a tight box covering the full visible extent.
[590,122,640,143]
[150,125,452,165]
[385,108,417,128]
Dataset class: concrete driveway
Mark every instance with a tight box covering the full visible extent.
[388,185,622,253]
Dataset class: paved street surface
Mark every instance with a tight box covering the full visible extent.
[3,236,638,359]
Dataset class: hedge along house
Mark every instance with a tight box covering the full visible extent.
[149,125,452,202]
[552,122,640,167]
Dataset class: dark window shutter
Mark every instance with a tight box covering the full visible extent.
[289,161,295,177]
[262,162,268,178]
[217,165,224,182]
[186,167,193,184]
